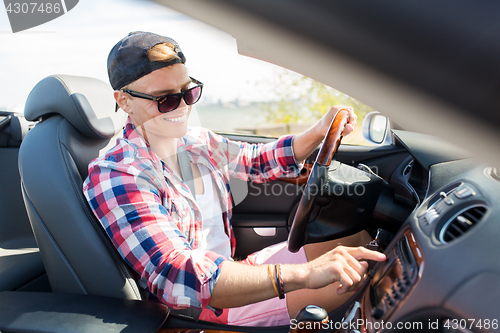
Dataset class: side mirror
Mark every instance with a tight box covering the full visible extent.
[362,111,392,145]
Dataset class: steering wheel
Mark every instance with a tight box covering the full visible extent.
[288,109,350,252]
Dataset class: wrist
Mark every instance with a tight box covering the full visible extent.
[281,263,309,293]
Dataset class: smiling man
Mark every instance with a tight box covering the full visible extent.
[83,31,385,326]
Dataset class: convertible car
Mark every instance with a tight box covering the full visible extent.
[0,0,499,332]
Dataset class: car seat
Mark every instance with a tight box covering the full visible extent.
[18,75,143,300]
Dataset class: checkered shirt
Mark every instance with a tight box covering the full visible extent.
[83,117,300,312]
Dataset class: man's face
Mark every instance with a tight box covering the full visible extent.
[124,63,193,140]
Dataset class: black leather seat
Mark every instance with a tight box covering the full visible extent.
[18,75,143,300]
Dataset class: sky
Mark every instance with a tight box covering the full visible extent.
[0,0,285,112]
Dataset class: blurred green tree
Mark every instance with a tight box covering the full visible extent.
[262,70,374,125]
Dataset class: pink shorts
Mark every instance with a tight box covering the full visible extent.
[198,241,308,326]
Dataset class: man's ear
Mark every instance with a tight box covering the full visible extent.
[114,90,132,114]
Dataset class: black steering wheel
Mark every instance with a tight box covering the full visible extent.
[288,109,349,252]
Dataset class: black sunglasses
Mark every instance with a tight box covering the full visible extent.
[122,77,203,113]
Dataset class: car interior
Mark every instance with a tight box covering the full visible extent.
[0,111,46,294]
[1,1,500,333]
[1,73,498,333]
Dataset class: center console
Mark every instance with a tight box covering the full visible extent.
[341,229,423,333]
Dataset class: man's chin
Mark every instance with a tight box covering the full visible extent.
[153,124,188,139]
[173,125,189,138]
[142,116,189,138]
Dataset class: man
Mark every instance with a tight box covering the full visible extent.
[83,31,385,326]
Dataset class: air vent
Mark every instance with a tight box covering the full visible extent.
[402,160,413,176]
[439,205,487,243]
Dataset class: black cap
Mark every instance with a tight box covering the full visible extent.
[107,31,186,90]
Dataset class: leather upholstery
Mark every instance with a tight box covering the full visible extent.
[18,75,141,300]
[0,291,169,333]
[24,75,122,139]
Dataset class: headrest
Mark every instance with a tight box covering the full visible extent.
[24,75,125,139]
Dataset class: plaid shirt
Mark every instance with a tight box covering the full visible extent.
[83,117,300,312]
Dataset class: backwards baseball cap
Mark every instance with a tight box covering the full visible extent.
[107,31,186,90]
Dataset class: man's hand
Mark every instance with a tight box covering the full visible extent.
[301,246,386,295]
[292,105,357,163]
[209,245,385,309]
[315,105,357,138]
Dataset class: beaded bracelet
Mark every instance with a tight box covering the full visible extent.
[267,264,280,298]
[274,264,285,299]
[278,264,285,299]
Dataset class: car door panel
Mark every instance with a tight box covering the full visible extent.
[231,178,301,258]
[226,133,411,258]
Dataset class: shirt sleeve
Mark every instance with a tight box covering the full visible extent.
[205,130,302,183]
[83,154,226,312]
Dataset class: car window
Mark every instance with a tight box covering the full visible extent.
[192,68,376,145]
[1,0,378,146]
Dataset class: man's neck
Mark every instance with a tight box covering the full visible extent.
[150,137,178,162]
[153,137,183,178]
[135,125,181,173]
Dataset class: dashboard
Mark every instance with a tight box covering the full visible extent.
[339,133,500,333]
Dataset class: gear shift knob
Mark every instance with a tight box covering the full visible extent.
[289,305,329,333]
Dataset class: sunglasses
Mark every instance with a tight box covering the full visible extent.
[122,77,203,113]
